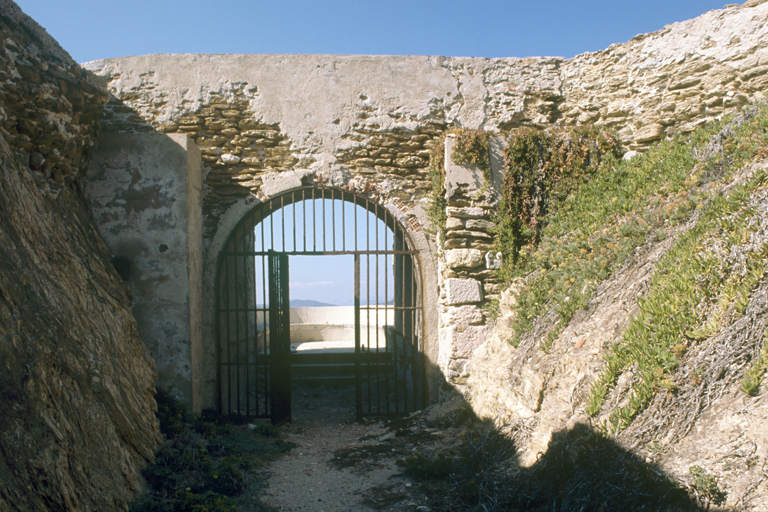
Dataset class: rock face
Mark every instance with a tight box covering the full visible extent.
[466,115,768,508]
[0,2,161,511]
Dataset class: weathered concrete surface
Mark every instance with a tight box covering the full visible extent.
[83,1,768,186]
[85,132,203,412]
[0,1,161,510]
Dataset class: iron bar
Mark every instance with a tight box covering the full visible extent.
[242,215,251,416]
[217,186,423,420]
[354,254,362,421]
[292,190,297,252]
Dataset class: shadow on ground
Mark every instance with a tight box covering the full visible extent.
[343,390,721,512]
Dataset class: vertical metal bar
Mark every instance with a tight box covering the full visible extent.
[312,188,317,252]
[234,224,243,416]
[354,254,362,421]
[375,205,386,414]
[260,208,268,415]
[409,252,416,412]
[269,251,291,425]
[215,256,224,414]
[224,253,232,415]
[384,217,390,414]
[292,190,297,252]
[269,197,275,255]
[302,188,307,253]
[366,253,373,414]
[242,215,252,417]
[322,192,327,252]
[281,194,286,252]
[332,189,337,252]
[404,233,411,413]
[341,194,346,251]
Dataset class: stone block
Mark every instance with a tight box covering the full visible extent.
[444,135,486,199]
[445,238,467,248]
[446,206,485,218]
[446,249,484,269]
[446,217,464,230]
[260,170,302,197]
[445,278,483,305]
[465,218,496,231]
[448,324,490,358]
[634,123,665,143]
[448,305,485,325]
[221,153,241,163]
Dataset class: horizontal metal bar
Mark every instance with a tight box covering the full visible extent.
[359,306,421,310]
[224,249,418,257]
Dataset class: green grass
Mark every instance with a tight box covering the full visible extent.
[741,333,768,396]
[586,167,768,429]
[489,103,768,430]
[496,105,768,357]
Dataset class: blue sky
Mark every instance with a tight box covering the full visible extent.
[17,0,726,63]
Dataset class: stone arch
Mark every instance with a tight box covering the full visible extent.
[200,180,440,415]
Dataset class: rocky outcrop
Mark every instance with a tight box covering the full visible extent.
[466,109,768,509]
[0,1,161,510]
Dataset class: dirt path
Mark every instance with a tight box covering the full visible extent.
[260,384,434,512]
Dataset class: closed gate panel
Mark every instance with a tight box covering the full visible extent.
[216,187,424,423]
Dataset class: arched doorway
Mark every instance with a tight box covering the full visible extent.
[215,187,425,424]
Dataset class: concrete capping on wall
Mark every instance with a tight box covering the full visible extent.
[200,176,442,409]
[84,132,203,412]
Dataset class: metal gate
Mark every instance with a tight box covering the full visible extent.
[216,186,424,423]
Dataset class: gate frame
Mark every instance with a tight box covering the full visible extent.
[200,182,441,415]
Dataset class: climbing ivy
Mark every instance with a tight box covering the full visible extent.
[426,129,492,237]
[495,126,622,269]
[453,129,492,185]
[426,134,447,236]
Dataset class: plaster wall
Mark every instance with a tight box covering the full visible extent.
[84,132,202,410]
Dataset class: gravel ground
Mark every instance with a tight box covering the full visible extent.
[260,384,433,512]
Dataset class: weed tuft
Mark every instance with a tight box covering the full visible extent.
[130,392,291,512]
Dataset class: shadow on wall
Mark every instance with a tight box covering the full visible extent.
[409,390,717,512]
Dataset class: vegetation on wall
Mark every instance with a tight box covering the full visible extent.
[452,129,492,184]
[426,128,491,236]
[495,126,622,268]
[426,134,447,236]
[490,103,768,433]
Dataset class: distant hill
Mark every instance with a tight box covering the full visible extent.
[290,299,337,307]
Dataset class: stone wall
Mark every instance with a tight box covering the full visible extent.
[559,2,768,147]
[0,1,161,511]
[437,135,501,385]
[80,0,768,394]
